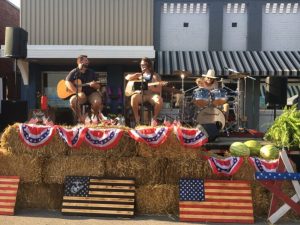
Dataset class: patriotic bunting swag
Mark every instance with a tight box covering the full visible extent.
[128,126,172,147]
[174,126,208,148]
[57,126,87,148]
[85,128,124,150]
[248,157,279,172]
[208,156,244,176]
[18,124,56,148]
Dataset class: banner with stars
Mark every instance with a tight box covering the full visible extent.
[208,156,244,176]
[18,123,56,148]
[84,128,124,150]
[174,126,208,148]
[128,126,172,147]
[248,157,279,173]
[57,126,87,148]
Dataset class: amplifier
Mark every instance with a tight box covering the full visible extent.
[158,108,180,121]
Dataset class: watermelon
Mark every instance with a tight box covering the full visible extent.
[229,142,250,157]
[260,145,279,160]
[244,140,262,156]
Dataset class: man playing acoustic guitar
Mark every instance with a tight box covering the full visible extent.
[125,57,167,126]
[65,55,101,123]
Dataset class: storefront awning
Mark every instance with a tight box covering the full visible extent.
[156,51,300,77]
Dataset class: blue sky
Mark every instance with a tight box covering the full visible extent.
[8,0,20,8]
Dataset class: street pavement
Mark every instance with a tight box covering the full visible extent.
[1,210,300,225]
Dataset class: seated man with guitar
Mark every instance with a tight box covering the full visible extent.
[64,55,101,123]
[125,57,167,126]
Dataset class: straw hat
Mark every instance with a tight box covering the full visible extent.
[202,69,217,79]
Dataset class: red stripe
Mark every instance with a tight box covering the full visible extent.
[204,186,251,190]
[180,218,254,223]
[205,192,251,197]
[191,199,253,203]
[0,187,18,191]
[180,211,254,216]
[0,181,19,185]
[205,180,250,184]
[179,204,253,210]
[0,193,17,197]
[0,199,15,203]
[0,212,14,216]
[0,176,20,179]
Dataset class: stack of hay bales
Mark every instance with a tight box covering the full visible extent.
[0,123,291,218]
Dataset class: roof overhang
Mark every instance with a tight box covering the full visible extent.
[0,45,155,59]
[156,51,300,77]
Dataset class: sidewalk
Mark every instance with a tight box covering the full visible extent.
[1,210,300,225]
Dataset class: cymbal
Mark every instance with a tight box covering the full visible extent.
[173,70,192,78]
[162,86,182,94]
[228,73,248,79]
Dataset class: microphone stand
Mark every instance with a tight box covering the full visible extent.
[140,74,145,125]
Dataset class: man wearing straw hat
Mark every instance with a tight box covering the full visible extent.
[195,69,229,121]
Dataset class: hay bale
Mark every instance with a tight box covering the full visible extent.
[232,157,256,180]
[164,158,222,184]
[105,157,167,185]
[137,133,201,159]
[136,185,178,215]
[0,123,68,157]
[0,154,44,183]
[43,155,106,184]
[16,183,63,210]
[68,135,137,158]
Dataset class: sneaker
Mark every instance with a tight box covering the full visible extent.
[151,119,158,127]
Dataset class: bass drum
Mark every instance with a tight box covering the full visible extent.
[195,107,226,130]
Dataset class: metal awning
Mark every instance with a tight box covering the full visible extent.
[156,51,300,77]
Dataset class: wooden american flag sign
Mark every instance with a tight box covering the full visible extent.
[179,179,254,223]
[0,176,20,215]
[62,176,135,218]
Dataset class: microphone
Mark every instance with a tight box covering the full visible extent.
[224,67,239,73]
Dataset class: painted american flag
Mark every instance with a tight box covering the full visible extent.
[0,176,20,215]
[179,179,254,223]
[62,176,135,218]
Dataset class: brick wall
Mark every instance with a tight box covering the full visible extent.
[0,0,20,99]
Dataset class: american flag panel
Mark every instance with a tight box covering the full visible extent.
[179,179,254,223]
[0,176,20,215]
[62,176,135,218]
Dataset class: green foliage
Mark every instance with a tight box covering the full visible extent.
[264,105,300,149]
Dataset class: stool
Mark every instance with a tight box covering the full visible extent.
[139,102,154,125]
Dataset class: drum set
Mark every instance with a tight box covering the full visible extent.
[161,70,252,132]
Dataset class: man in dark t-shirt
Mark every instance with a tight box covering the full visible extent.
[65,55,101,123]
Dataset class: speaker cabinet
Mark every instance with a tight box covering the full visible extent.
[54,108,74,125]
[1,100,28,128]
[4,27,28,58]
[265,77,287,106]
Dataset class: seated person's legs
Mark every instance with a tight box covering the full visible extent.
[69,92,87,122]
[222,103,229,122]
[131,93,142,123]
[88,92,102,116]
[148,94,163,120]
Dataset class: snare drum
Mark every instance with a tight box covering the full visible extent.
[211,89,228,106]
[195,107,226,130]
[192,88,210,108]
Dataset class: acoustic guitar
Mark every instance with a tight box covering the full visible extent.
[56,79,101,99]
[125,80,168,97]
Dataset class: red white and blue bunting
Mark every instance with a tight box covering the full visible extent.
[248,157,279,173]
[57,126,87,148]
[18,124,56,148]
[174,126,208,148]
[208,156,244,176]
[128,126,172,147]
[85,128,124,150]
